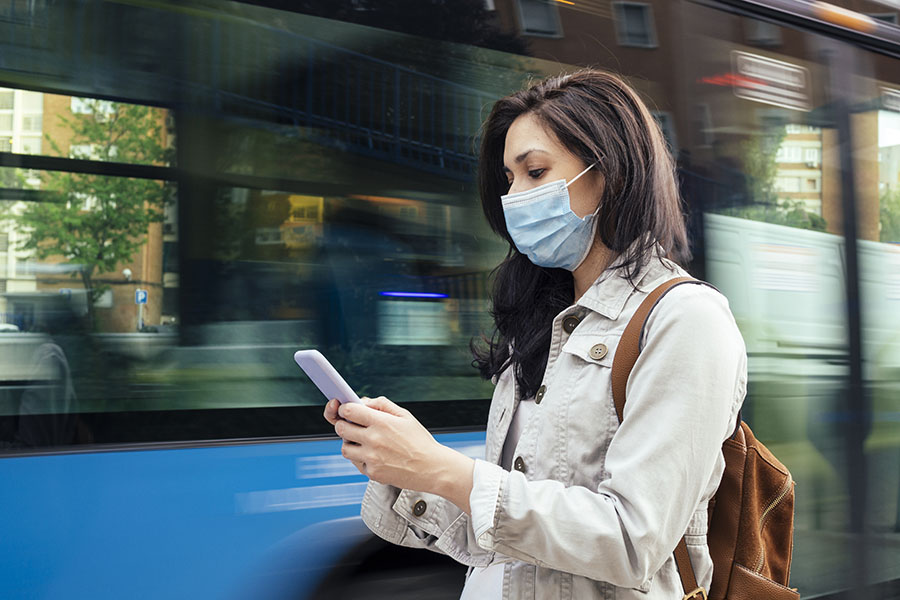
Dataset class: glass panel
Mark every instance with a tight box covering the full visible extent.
[519,0,561,36]
[0,165,174,432]
[858,66,900,586]
[1,0,898,595]
[0,87,171,165]
[681,6,878,596]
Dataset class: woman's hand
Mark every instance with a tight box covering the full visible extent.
[326,396,474,513]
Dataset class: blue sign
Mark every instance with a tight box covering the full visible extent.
[135,289,148,305]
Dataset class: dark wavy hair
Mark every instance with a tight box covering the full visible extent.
[471,69,691,399]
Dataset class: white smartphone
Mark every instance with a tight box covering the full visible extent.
[293,349,361,405]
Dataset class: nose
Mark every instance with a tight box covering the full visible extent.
[506,180,532,196]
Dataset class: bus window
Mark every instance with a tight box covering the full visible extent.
[681,5,872,595]
[856,56,900,586]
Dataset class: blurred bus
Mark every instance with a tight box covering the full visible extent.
[0,0,898,598]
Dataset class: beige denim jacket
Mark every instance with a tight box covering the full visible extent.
[360,256,747,600]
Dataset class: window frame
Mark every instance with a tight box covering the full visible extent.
[515,0,564,38]
[612,1,658,49]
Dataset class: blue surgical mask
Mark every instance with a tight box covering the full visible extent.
[501,162,599,271]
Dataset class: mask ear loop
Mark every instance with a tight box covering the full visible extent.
[564,161,598,188]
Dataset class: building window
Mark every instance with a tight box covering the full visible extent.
[163,241,179,274]
[804,148,820,165]
[21,114,41,131]
[516,0,563,37]
[0,114,12,131]
[776,146,802,163]
[0,91,13,110]
[16,261,35,277]
[745,19,782,47]
[0,137,11,152]
[613,2,657,48]
[0,233,8,252]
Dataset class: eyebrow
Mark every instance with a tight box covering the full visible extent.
[502,148,548,173]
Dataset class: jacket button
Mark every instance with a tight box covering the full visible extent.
[514,456,526,473]
[562,315,580,334]
[535,385,546,404]
[413,500,427,517]
[589,343,608,360]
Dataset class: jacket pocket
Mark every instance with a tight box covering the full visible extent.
[559,332,617,368]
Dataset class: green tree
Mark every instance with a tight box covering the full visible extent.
[0,167,24,219]
[721,126,826,232]
[15,99,173,324]
[881,188,900,243]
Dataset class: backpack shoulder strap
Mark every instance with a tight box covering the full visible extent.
[610,275,713,599]
[611,276,702,422]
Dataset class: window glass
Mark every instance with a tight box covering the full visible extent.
[684,5,900,595]
[0,0,899,596]
[614,2,656,47]
[858,76,900,588]
[21,114,41,131]
[518,0,562,36]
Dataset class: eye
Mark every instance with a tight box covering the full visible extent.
[528,168,546,179]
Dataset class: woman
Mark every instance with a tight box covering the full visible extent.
[323,69,746,599]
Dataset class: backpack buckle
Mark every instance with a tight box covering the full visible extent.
[683,588,707,600]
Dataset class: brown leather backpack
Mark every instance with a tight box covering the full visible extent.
[611,277,799,600]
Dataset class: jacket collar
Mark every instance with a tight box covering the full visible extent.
[574,244,672,320]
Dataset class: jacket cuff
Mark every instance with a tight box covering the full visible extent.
[469,458,507,548]
[392,488,453,536]
[361,481,409,544]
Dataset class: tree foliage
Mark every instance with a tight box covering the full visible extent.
[881,188,900,243]
[15,99,173,315]
[720,126,826,232]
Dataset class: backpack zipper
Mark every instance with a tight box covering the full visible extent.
[754,473,793,573]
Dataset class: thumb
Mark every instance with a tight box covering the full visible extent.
[363,396,407,417]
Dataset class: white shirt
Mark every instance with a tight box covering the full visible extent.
[460,398,536,599]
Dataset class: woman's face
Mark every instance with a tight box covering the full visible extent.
[502,112,604,218]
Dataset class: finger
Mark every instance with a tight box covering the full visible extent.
[341,440,364,463]
[350,459,367,476]
[338,402,386,427]
[335,418,368,444]
[360,396,408,417]
[323,398,341,425]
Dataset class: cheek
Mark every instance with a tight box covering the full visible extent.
[568,175,604,218]
[569,187,600,218]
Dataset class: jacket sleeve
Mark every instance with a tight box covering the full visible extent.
[360,480,494,567]
[467,284,747,588]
